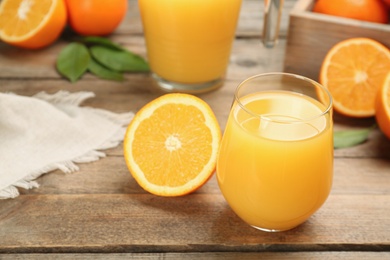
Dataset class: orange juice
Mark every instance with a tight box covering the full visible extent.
[138,0,242,84]
[217,91,333,231]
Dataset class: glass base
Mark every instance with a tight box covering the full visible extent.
[152,73,223,94]
[250,222,305,233]
[251,225,288,232]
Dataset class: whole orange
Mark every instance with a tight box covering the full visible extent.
[65,0,128,36]
[313,0,389,24]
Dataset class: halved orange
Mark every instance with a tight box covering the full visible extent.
[319,37,390,118]
[375,72,390,139]
[123,93,221,197]
[0,0,67,49]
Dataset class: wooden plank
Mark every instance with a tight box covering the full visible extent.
[1,252,390,260]
[9,157,390,196]
[0,193,389,253]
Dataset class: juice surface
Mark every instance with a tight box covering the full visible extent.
[138,0,242,83]
[217,91,333,231]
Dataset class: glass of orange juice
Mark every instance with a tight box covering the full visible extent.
[217,73,333,232]
[138,0,242,93]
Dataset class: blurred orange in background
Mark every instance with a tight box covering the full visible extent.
[0,0,67,49]
[313,0,389,24]
[65,0,128,36]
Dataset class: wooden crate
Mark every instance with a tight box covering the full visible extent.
[283,0,390,82]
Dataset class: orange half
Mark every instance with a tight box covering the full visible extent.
[320,37,390,118]
[123,93,221,197]
[0,0,67,49]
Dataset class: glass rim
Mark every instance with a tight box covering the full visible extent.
[234,72,333,124]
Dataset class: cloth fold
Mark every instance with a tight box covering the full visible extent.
[0,90,133,199]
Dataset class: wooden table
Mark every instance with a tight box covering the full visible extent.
[1,0,389,259]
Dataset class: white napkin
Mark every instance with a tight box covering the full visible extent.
[0,90,133,199]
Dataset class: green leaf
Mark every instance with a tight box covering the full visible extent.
[56,42,90,83]
[88,58,124,81]
[334,127,374,149]
[90,45,150,72]
[82,36,126,52]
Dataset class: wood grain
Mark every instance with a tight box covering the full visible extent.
[1,193,390,253]
[1,156,389,253]
[1,252,390,260]
[5,157,389,196]
[0,0,389,257]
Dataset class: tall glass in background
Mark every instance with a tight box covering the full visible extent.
[217,73,333,232]
[138,0,242,93]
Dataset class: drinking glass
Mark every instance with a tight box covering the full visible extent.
[138,0,242,93]
[217,73,333,232]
